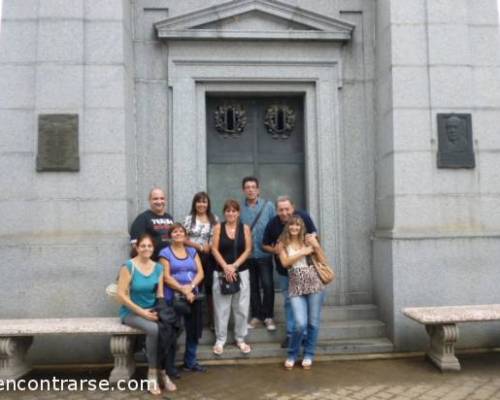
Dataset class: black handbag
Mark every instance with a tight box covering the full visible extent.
[218,272,240,295]
[172,292,192,315]
[172,291,206,315]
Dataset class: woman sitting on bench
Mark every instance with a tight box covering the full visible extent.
[117,233,176,395]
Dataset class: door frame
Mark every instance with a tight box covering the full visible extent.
[167,60,347,302]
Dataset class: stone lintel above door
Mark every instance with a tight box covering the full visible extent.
[154,0,354,41]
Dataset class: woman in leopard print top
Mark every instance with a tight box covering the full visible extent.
[278,215,328,370]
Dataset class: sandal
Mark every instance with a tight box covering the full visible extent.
[301,358,312,370]
[159,371,177,392]
[212,343,224,355]
[284,359,295,370]
[147,370,162,396]
[236,341,252,354]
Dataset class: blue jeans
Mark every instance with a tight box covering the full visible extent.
[182,304,200,368]
[277,274,295,337]
[184,336,198,368]
[288,290,325,361]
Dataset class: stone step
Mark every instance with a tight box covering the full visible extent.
[148,303,394,363]
[199,304,380,325]
[188,337,394,361]
[272,304,379,322]
[179,320,387,344]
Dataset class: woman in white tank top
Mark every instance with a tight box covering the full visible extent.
[278,215,327,370]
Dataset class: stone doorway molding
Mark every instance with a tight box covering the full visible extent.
[154,0,354,303]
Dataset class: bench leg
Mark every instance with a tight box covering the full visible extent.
[425,324,461,372]
[109,335,136,383]
[0,337,34,381]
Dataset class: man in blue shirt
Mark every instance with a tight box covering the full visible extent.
[262,195,318,348]
[240,176,277,331]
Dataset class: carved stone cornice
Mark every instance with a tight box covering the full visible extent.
[155,0,354,41]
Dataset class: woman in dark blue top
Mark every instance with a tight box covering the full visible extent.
[160,223,205,374]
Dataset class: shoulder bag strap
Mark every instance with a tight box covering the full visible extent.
[217,222,224,272]
[128,259,136,279]
[250,201,268,231]
[233,222,241,264]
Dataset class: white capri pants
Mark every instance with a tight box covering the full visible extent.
[212,269,250,346]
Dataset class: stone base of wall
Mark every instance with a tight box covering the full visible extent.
[374,234,500,351]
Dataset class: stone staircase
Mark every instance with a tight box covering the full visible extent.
[176,304,393,361]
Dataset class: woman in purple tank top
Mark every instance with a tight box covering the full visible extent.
[159,223,205,374]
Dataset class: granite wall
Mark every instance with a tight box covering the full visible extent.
[0,0,135,363]
[373,0,500,350]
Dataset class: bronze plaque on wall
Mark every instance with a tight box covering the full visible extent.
[437,113,475,169]
[36,114,79,172]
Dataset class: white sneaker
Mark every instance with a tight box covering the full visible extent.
[301,358,312,369]
[264,318,276,331]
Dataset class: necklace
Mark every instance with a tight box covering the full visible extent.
[226,223,237,238]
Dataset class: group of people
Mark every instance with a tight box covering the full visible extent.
[116,176,330,395]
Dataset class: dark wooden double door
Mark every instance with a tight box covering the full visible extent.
[206,95,305,215]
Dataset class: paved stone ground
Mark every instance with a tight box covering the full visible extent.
[2,353,500,399]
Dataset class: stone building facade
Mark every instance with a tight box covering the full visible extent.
[0,0,499,363]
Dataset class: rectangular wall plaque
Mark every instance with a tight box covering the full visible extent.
[437,113,475,169]
[36,114,80,172]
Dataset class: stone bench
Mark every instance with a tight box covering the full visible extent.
[402,304,500,371]
[0,317,141,383]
